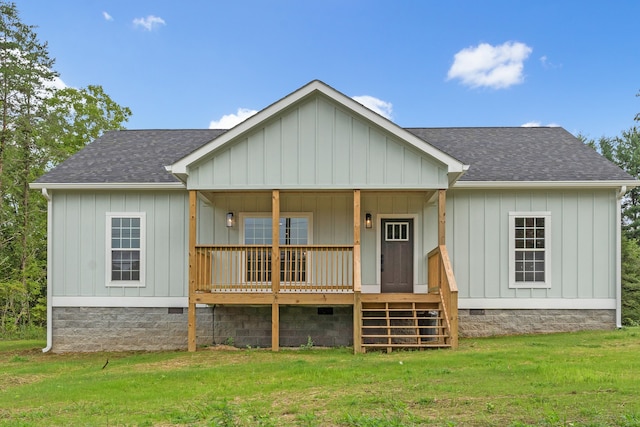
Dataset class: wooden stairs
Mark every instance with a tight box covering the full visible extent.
[360,295,452,352]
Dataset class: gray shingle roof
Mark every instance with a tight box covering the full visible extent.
[407,127,634,182]
[35,129,225,183]
[35,126,634,185]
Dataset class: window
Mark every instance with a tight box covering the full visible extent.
[385,221,410,241]
[106,213,145,286]
[242,214,311,283]
[509,212,551,288]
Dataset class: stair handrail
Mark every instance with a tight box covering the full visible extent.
[428,245,458,348]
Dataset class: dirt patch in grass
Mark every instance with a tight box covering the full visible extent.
[207,344,242,351]
[0,373,46,392]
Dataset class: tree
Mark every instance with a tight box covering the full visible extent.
[589,129,640,241]
[43,85,131,163]
[583,92,640,326]
[0,1,131,336]
[621,236,640,325]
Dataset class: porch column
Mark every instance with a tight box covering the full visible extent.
[188,190,197,352]
[353,190,363,354]
[438,189,446,246]
[271,190,280,351]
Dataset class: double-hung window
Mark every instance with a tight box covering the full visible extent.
[509,212,551,288]
[106,213,145,287]
[242,214,311,283]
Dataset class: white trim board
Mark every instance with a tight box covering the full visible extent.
[53,297,188,308]
[29,182,186,190]
[459,298,616,310]
[54,296,616,310]
[454,180,638,189]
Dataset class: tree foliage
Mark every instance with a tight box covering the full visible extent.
[585,93,640,325]
[0,1,131,337]
[621,236,640,325]
[590,128,640,240]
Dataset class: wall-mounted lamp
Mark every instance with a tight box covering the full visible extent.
[226,212,235,228]
[365,213,372,229]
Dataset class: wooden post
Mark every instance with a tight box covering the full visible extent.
[353,291,362,354]
[188,190,197,352]
[450,291,459,349]
[438,189,446,246]
[353,190,363,353]
[353,190,361,293]
[271,190,280,351]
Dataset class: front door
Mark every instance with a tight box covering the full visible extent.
[380,219,414,293]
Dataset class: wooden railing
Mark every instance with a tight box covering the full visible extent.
[427,245,459,348]
[195,245,354,293]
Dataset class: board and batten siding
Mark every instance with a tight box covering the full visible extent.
[51,190,190,298]
[199,191,440,293]
[446,189,617,300]
[197,192,353,246]
[188,94,449,190]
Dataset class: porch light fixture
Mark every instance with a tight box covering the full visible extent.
[226,212,234,228]
[365,213,372,229]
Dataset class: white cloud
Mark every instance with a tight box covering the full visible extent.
[447,41,532,89]
[540,55,561,69]
[208,94,394,129]
[209,108,258,129]
[352,95,393,119]
[102,11,113,21]
[45,76,67,90]
[521,121,560,128]
[133,15,166,31]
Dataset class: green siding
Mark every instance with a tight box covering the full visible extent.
[51,190,190,298]
[52,188,616,301]
[447,189,617,300]
[187,95,449,190]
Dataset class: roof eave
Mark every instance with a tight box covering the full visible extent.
[453,180,640,189]
[29,182,186,190]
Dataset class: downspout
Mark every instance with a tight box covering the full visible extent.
[41,188,53,352]
[616,186,626,329]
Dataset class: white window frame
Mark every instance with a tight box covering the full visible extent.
[239,212,313,284]
[509,211,551,289]
[106,212,146,287]
[239,212,314,245]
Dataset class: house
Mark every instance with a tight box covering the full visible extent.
[31,80,638,353]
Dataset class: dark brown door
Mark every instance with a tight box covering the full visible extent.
[380,219,413,293]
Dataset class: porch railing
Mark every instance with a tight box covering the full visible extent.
[427,245,459,348]
[195,245,354,293]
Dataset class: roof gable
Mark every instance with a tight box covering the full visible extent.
[168,80,467,188]
[184,90,457,190]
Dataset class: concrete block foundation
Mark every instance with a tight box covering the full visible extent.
[51,306,214,352]
[213,305,353,348]
[50,306,615,352]
[459,309,615,337]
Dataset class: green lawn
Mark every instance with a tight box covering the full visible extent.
[1,329,640,426]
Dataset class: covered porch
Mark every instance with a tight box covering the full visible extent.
[187,188,458,353]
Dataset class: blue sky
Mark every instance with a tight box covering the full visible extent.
[16,0,640,139]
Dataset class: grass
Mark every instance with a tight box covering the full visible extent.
[1,328,640,426]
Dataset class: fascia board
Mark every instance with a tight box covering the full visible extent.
[29,182,186,190]
[453,180,640,189]
[168,80,467,176]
